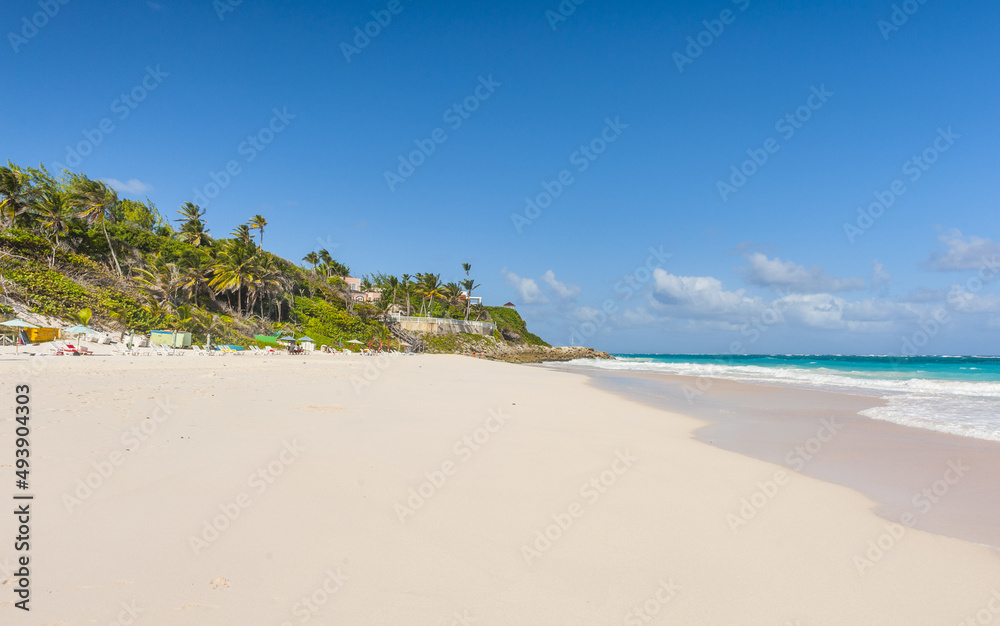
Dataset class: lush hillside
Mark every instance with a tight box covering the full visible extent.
[0,162,550,351]
[485,306,550,347]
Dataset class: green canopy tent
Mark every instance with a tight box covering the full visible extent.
[1,319,40,354]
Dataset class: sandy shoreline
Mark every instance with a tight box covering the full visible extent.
[575,366,1000,550]
[1,353,999,624]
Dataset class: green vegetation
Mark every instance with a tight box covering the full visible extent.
[423,332,498,354]
[0,161,549,350]
[485,306,550,346]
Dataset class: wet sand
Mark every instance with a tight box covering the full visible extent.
[573,367,1000,549]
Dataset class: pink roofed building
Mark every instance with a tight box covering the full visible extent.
[344,277,381,303]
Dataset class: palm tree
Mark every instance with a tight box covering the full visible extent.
[176,261,214,305]
[302,252,319,272]
[328,259,350,278]
[400,274,413,316]
[0,163,39,230]
[209,240,258,316]
[374,325,391,352]
[461,278,480,321]
[248,255,289,319]
[462,262,472,278]
[318,249,334,277]
[193,309,223,347]
[383,276,399,312]
[416,273,444,318]
[34,189,73,267]
[176,203,211,247]
[178,219,212,247]
[232,224,254,246]
[172,304,197,332]
[107,308,130,341]
[442,282,463,317]
[177,202,205,224]
[134,258,181,308]
[249,214,267,249]
[68,307,93,326]
[68,176,122,276]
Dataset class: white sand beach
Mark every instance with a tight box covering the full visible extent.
[2,353,999,624]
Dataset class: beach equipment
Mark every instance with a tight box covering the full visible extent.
[26,327,60,343]
[345,338,364,352]
[297,336,316,352]
[64,324,97,335]
[151,330,192,348]
[1,319,39,354]
[64,324,99,345]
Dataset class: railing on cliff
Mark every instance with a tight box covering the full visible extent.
[385,314,497,332]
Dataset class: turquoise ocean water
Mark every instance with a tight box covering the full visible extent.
[563,354,1000,441]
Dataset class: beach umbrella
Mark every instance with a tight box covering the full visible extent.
[64,324,99,348]
[64,324,98,335]
[64,324,99,342]
[345,338,364,351]
[277,335,295,342]
[297,336,314,343]
[1,319,40,354]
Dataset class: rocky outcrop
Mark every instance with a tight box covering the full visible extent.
[482,345,613,364]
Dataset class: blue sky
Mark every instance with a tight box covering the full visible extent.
[4,0,1000,354]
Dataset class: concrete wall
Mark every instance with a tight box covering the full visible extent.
[390,316,496,337]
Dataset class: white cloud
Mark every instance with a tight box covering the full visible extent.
[776,294,846,330]
[900,287,945,303]
[871,260,892,295]
[651,269,762,318]
[639,268,933,333]
[502,269,548,304]
[947,289,1000,314]
[928,230,1000,271]
[105,178,153,195]
[739,253,866,293]
[541,270,580,299]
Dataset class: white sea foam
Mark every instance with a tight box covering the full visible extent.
[559,358,1000,442]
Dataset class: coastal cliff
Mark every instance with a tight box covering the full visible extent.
[484,345,614,364]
